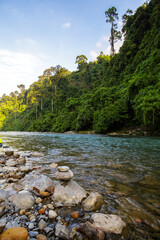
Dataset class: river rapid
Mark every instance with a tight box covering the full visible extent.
[0,131,160,239]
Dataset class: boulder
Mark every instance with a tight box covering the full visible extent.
[55,170,74,181]
[48,210,57,219]
[36,234,48,240]
[13,153,20,159]
[55,223,76,239]
[52,180,87,207]
[38,219,47,230]
[78,221,105,240]
[0,227,29,240]
[18,166,32,172]
[22,174,54,192]
[3,166,18,172]
[91,213,126,234]
[9,190,34,210]
[50,163,58,168]
[0,190,9,203]
[82,192,104,211]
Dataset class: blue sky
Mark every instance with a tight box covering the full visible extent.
[0,0,145,97]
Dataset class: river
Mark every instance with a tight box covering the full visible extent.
[0,131,160,239]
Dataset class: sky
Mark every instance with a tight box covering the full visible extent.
[0,0,145,97]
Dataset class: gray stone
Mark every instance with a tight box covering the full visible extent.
[38,219,47,230]
[82,192,104,211]
[29,231,39,238]
[55,223,76,239]
[0,189,9,203]
[48,210,57,219]
[57,166,69,172]
[91,213,126,234]
[55,170,74,181]
[23,174,54,192]
[9,190,34,210]
[6,159,17,167]
[29,222,35,230]
[0,218,6,233]
[5,221,20,229]
[52,180,87,207]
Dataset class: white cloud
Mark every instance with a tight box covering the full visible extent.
[90,50,99,61]
[96,36,109,48]
[0,49,45,97]
[62,22,71,28]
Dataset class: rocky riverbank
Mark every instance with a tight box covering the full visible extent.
[0,146,126,240]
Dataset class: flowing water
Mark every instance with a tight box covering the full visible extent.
[0,132,160,239]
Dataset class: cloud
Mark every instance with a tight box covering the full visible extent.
[16,38,37,45]
[0,49,45,97]
[96,36,109,48]
[62,22,71,28]
[90,50,99,61]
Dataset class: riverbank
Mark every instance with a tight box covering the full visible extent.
[0,146,126,240]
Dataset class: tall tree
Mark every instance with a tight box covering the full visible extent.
[75,55,88,70]
[105,7,122,56]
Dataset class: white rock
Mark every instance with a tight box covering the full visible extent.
[5,159,17,167]
[48,210,57,219]
[0,190,9,203]
[3,166,18,172]
[38,219,47,230]
[22,174,54,192]
[91,213,126,234]
[55,223,76,239]
[57,166,69,172]
[53,180,87,207]
[9,190,34,210]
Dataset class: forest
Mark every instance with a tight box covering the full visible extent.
[0,0,160,135]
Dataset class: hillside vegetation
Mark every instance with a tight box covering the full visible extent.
[0,0,160,134]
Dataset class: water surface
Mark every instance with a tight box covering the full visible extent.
[0,132,160,239]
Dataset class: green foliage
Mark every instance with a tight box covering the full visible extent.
[0,0,159,134]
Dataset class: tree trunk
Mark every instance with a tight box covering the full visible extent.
[36,104,38,120]
[41,98,43,110]
[51,99,53,112]
[111,22,115,56]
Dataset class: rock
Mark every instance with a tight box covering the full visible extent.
[19,166,32,172]
[6,159,17,167]
[5,151,14,156]
[48,210,57,219]
[55,170,74,181]
[0,227,29,240]
[50,163,58,168]
[39,209,45,215]
[5,221,20,229]
[0,189,9,203]
[57,166,69,172]
[35,197,42,204]
[32,152,45,157]
[82,192,104,211]
[55,223,76,239]
[33,166,41,170]
[45,186,55,194]
[47,204,53,209]
[3,166,18,172]
[40,191,50,197]
[71,212,79,219]
[0,218,6,233]
[53,180,87,207]
[13,153,20,158]
[38,219,47,230]
[23,174,54,192]
[78,221,105,240]
[36,234,48,240]
[91,213,126,234]
[17,158,26,165]
[9,190,35,210]
[20,209,26,215]
[29,222,35,230]
[29,231,38,238]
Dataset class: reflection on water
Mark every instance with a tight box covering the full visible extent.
[0,131,160,239]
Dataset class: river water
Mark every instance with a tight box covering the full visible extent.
[0,132,160,239]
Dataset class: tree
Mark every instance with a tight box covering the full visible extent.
[105,7,122,56]
[122,9,133,35]
[75,55,88,70]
